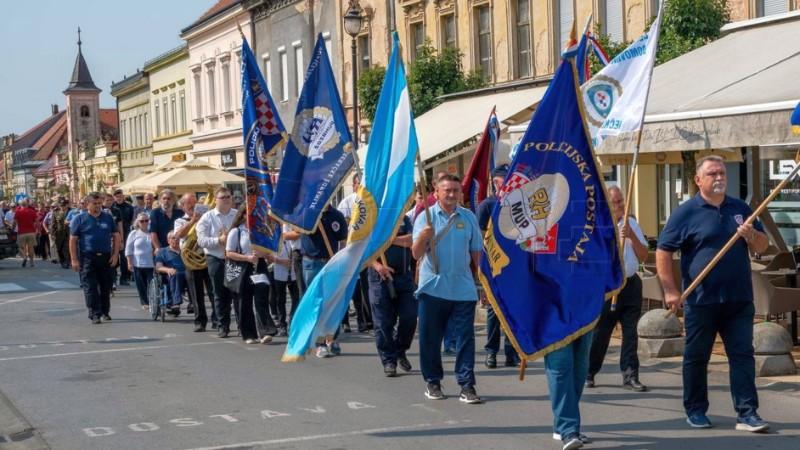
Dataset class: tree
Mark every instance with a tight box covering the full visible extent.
[357,65,386,123]
[407,42,484,116]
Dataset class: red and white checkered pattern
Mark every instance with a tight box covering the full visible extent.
[497,172,530,200]
[255,93,280,136]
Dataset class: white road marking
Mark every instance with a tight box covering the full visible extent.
[0,291,58,306]
[0,341,225,362]
[0,283,25,293]
[182,420,470,450]
[40,281,78,289]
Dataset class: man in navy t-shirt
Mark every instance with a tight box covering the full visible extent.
[69,192,121,324]
[656,155,769,432]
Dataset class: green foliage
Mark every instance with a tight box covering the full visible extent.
[356,65,386,123]
[407,41,486,116]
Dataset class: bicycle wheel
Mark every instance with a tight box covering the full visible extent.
[148,276,160,321]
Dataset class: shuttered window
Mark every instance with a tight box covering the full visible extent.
[604,0,624,43]
[760,0,789,17]
[558,0,574,51]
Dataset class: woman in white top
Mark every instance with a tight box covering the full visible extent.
[225,208,278,344]
[126,213,155,308]
[271,224,300,335]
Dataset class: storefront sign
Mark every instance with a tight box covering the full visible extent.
[221,151,237,167]
[769,160,798,181]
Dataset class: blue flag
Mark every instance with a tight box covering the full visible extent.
[283,32,418,361]
[241,38,285,253]
[271,35,354,233]
[478,56,624,360]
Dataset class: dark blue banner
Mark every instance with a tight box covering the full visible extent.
[241,38,284,253]
[478,57,624,360]
[271,35,354,233]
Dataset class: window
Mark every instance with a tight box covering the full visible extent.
[128,118,133,148]
[263,54,272,93]
[162,97,169,135]
[558,0,574,51]
[206,67,216,115]
[357,35,371,71]
[516,0,532,78]
[120,121,126,149]
[441,14,456,49]
[192,71,202,119]
[179,91,186,131]
[143,112,149,143]
[171,95,177,133]
[410,22,424,61]
[603,0,624,43]
[80,105,90,117]
[279,48,288,102]
[154,101,161,137]
[294,43,304,97]
[476,5,492,80]
[221,62,231,112]
[758,0,789,17]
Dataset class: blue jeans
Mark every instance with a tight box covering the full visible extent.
[544,330,594,438]
[443,319,458,352]
[168,272,187,307]
[485,305,517,360]
[417,293,476,389]
[684,301,758,418]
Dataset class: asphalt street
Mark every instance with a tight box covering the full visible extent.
[1,256,800,450]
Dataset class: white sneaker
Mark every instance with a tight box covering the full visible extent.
[315,345,331,358]
[244,338,258,344]
[553,433,590,443]
[259,336,273,344]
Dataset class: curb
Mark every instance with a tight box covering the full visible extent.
[0,389,49,449]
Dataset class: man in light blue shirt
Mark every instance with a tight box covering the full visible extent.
[412,174,483,404]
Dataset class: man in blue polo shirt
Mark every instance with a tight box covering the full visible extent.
[149,189,183,249]
[412,173,484,404]
[69,192,121,324]
[657,155,770,433]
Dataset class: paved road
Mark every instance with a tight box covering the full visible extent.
[1,256,800,449]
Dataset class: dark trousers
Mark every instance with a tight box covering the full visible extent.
[273,279,300,329]
[233,277,258,341]
[485,306,518,360]
[683,301,759,418]
[207,255,233,331]
[118,248,131,282]
[588,274,642,381]
[417,293,476,389]
[251,263,277,338]
[368,271,417,365]
[79,252,114,319]
[186,267,217,328]
[343,271,372,330]
[55,237,69,267]
[36,233,49,259]
[133,267,154,306]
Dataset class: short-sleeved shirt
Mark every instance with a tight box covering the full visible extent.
[657,194,763,306]
[383,216,414,274]
[620,217,648,278]
[65,208,82,224]
[112,201,134,237]
[301,208,348,259]
[476,196,498,232]
[413,202,483,301]
[70,211,118,254]
[226,225,252,255]
[14,207,37,234]
[125,230,154,268]
[149,207,184,249]
[155,247,186,274]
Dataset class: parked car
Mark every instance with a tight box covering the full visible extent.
[0,222,18,260]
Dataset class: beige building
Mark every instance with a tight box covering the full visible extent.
[181,0,251,175]
[111,71,152,182]
[144,45,193,168]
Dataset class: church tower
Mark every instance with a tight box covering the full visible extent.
[64,27,101,195]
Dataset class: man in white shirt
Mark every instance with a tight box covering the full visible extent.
[196,187,237,338]
[586,186,649,392]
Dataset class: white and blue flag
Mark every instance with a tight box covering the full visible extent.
[283,32,419,361]
[582,6,662,148]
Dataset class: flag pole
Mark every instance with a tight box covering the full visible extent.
[678,154,800,305]
[611,4,663,311]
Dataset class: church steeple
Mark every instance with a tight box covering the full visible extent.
[65,27,100,93]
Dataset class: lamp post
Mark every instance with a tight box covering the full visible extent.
[343,0,363,151]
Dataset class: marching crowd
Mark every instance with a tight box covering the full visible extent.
[1,155,773,449]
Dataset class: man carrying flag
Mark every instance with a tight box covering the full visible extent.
[479,40,623,450]
[282,32,418,363]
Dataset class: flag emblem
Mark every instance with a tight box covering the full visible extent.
[254,90,281,137]
[497,172,569,254]
[585,76,622,127]
[290,107,348,161]
[734,214,744,225]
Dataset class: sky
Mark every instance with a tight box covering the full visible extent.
[0,0,217,137]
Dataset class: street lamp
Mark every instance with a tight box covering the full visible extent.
[343,0,363,150]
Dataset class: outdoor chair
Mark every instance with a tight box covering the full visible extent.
[752,266,800,317]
